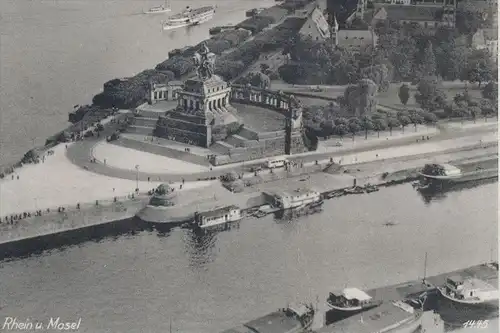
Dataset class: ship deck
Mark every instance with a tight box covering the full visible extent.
[365,263,498,303]
[243,311,302,333]
[169,6,214,19]
[318,302,417,333]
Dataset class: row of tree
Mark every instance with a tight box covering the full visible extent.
[304,108,439,140]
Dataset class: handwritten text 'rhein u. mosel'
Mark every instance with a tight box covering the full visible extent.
[3,317,82,331]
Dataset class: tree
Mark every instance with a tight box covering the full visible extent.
[452,105,471,124]
[469,106,481,123]
[348,118,361,140]
[372,117,387,138]
[397,111,411,133]
[421,111,438,125]
[414,76,447,111]
[435,39,468,81]
[360,64,391,92]
[408,110,424,131]
[417,41,437,78]
[237,72,271,89]
[398,84,410,106]
[334,123,348,138]
[360,115,373,139]
[482,81,498,103]
[386,117,400,136]
[345,79,378,116]
[465,50,495,87]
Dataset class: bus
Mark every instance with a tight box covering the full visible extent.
[267,158,287,169]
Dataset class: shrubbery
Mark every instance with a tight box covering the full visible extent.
[156,57,195,78]
[94,70,174,109]
[236,16,275,34]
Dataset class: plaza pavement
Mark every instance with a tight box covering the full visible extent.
[0,144,215,217]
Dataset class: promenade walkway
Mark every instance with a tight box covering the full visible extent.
[65,122,497,183]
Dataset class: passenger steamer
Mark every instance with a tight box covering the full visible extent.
[143,0,171,14]
[162,6,215,30]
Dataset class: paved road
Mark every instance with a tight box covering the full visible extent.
[65,123,497,183]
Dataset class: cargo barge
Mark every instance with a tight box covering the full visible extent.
[325,262,499,325]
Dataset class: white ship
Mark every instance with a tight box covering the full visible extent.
[162,5,215,31]
[143,0,171,14]
[437,276,499,306]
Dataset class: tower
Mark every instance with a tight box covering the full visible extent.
[442,0,456,28]
[355,0,366,20]
[285,95,304,155]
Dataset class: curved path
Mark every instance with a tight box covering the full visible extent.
[65,121,497,182]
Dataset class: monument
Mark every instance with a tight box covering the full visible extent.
[154,42,239,147]
[152,43,309,165]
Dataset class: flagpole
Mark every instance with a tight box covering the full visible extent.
[423,252,428,283]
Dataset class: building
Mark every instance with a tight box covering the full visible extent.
[335,28,378,50]
[472,28,498,60]
[291,3,332,41]
[151,43,308,165]
[370,4,455,29]
[148,81,183,104]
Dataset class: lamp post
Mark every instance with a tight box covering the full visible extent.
[135,165,140,192]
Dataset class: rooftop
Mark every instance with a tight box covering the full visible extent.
[373,6,443,21]
[343,288,372,301]
[197,205,240,218]
[316,301,417,333]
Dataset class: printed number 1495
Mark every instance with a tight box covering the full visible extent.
[463,320,489,329]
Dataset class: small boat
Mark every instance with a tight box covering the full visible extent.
[327,288,382,315]
[343,186,365,195]
[437,276,499,306]
[252,211,268,218]
[365,184,379,193]
[144,0,171,14]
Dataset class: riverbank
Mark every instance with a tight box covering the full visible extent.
[0,142,495,257]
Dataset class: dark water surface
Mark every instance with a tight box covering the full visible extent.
[0,0,274,165]
[0,183,497,333]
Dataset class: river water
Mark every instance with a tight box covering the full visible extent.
[0,0,274,165]
[0,182,497,332]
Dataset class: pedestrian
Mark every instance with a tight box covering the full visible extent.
[17,175,19,180]
[113,188,115,192]
[180,184,183,189]
[148,177,150,182]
